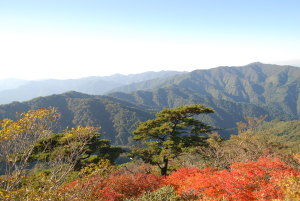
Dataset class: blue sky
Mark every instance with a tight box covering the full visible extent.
[0,0,299,79]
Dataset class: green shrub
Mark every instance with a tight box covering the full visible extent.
[126,185,180,201]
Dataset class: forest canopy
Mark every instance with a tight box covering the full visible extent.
[0,106,299,200]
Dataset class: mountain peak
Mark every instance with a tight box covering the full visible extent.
[247,62,264,65]
[62,91,92,98]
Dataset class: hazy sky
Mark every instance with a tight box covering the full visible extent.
[0,0,299,80]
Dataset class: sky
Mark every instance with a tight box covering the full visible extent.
[0,0,300,80]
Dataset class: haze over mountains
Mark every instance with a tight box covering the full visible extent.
[0,79,29,91]
[0,62,299,145]
[0,71,183,104]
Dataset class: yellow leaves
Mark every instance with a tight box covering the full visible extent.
[279,175,300,200]
[61,126,100,142]
[78,159,113,178]
[0,108,104,200]
[236,115,267,133]
[0,185,61,201]
[0,119,15,141]
[0,108,61,193]
[0,107,60,142]
[20,107,60,121]
[63,132,73,139]
[293,153,300,163]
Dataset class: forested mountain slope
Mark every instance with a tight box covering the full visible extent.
[258,119,300,152]
[109,86,294,136]
[111,62,300,119]
[0,71,183,104]
[0,91,153,145]
[0,88,294,146]
[0,63,298,145]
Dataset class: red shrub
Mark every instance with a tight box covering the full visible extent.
[61,173,162,201]
[163,167,216,191]
[164,157,300,201]
[99,173,162,201]
[60,175,107,200]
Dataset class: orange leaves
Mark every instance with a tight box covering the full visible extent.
[61,172,162,201]
[100,173,161,201]
[163,167,214,191]
[61,161,161,200]
[58,157,300,200]
[164,157,300,201]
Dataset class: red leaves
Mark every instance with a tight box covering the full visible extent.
[164,157,300,201]
[61,173,161,201]
[163,166,216,191]
[99,173,161,201]
[62,157,299,200]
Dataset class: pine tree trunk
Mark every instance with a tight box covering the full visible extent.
[160,158,169,176]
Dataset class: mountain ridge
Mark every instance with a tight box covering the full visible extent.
[0,71,184,105]
[109,62,300,118]
[0,63,299,145]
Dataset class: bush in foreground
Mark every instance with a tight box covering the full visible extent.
[164,157,300,201]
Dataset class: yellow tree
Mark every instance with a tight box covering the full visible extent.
[0,108,122,201]
[47,126,101,188]
[0,107,60,191]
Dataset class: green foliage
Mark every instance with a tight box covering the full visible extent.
[0,108,125,199]
[29,129,123,170]
[0,107,60,191]
[110,86,295,139]
[1,63,299,146]
[112,63,300,119]
[132,104,214,175]
[1,108,300,200]
[0,93,153,145]
[258,119,300,153]
[0,71,182,104]
[193,116,300,170]
[111,63,300,139]
[125,186,180,201]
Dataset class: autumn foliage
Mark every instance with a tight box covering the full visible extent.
[164,157,300,201]
[61,171,162,201]
[57,157,300,201]
[100,173,162,200]
[1,108,299,200]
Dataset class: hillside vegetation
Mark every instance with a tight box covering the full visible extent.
[0,107,299,201]
[0,89,293,145]
[111,62,300,119]
[258,119,300,152]
[0,92,153,145]
[0,63,299,145]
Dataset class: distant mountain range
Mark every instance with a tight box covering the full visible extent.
[0,78,29,91]
[0,62,299,145]
[110,62,300,119]
[0,71,183,104]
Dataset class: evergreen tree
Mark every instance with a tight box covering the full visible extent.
[132,104,214,175]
